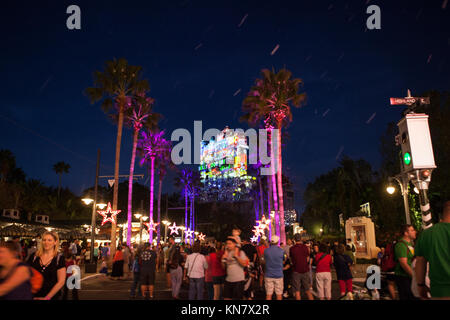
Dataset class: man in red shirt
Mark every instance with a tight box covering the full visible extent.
[256,239,268,290]
[289,234,314,300]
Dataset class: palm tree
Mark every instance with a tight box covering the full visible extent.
[124,93,157,246]
[52,161,70,197]
[176,168,193,241]
[156,138,172,244]
[138,130,167,244]
[242,68,306,244]
[86,58,148,256]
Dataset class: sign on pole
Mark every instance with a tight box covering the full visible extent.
[108,179,115,188]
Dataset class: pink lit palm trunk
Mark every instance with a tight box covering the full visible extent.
[269,129,279,240]
[149,156,155,244]
[157,177,163,244]
[266,175,272,242]
[258,176,264,220]
[126,128,139,246]
[184,186,188,243]
[276,126,286,245]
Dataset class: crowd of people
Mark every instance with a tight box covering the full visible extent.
[0,201,449,300]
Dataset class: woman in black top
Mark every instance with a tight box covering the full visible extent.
[28,231,66,300]
[0,241,33,300]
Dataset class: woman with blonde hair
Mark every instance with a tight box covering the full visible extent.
[27,231,66,300]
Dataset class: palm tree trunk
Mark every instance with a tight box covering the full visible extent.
[269,129,279,240]
[149,156,155,244]
[126,128,139,246]
[157,176,163,244]
[111,105,124,260]
[277,125,286,244]
[184,186,188,242]
[258,176,264,220]
[266,175,272,241]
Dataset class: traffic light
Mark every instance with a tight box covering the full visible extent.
[397,114,436,173]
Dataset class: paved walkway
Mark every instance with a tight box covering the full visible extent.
[76,266,370,300]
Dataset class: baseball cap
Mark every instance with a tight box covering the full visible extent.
[270,235,280,244]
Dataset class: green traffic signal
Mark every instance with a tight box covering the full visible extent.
[404,152,411,165]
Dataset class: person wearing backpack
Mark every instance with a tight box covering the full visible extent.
[380,241,398,300]
[167,236,183,299]
[184,242,208,300]
[394,224,417,300]
[315,243,333,300]
[27,231,66,300]
[0,240,33,300]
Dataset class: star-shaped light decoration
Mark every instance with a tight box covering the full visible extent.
[250,235,259,243]
[198,233,206,241]
[144,220,160,234]
[184,228,194,239]
[252,225,265,237]
[168,222,180,235]
[97,202,121,226]
[256,215,271,231]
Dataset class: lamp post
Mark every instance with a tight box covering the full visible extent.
[134,214,148,245]
[162,220,170,243]
[386,174,412,225]
[180,226,185,243]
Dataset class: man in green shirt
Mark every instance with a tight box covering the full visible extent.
[415,201,450,299]
[394,224,417,300]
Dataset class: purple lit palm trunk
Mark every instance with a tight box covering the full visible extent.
[276,126,286,244]
[269,129,279,240]
[157,176,162,244]
[149,156,155,244]
[266,175,272,242]
[126,128,139,246]
[184,186,188,243]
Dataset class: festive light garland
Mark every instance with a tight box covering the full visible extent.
[97,202,121,226]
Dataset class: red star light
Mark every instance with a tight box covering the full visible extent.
[97,202,121,226]
[198,233,206,241]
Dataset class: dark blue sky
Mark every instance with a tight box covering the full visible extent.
[1,0,449,213]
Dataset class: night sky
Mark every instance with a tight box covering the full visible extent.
[1,0,449,213]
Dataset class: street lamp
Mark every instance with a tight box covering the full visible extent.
[135,213,147,245]
[386,184,396,195]
[387,176,411,225]
[82,198,94,205]
[96,203,107,210]
[162,220,170,243]
[180,226,186,243]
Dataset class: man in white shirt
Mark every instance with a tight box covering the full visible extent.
[184,242,208,300]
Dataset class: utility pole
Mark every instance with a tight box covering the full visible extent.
[86,149,100,273]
